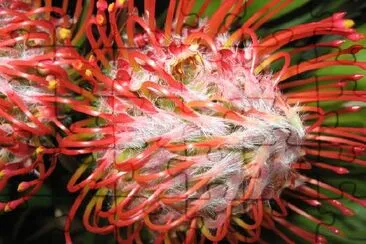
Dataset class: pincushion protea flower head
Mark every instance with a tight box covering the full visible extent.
[0,0,77,211]
[0,0,365,243]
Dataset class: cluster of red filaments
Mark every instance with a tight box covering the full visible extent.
[1,1,366,244]
[0,1,94,211]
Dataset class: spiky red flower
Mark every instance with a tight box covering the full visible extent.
[0,0,93,211]
[0,0,365,243]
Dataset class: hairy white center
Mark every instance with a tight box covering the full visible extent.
[103,35,305,229]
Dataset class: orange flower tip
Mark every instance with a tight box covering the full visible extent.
[48,79,58,90]
[4,204,12,212]
[58,28,72,40]
[116,0,125,7]
[96,14,104,25]
[17,183,27,192]
[0,170,5,179]
[108,3,115,12]
[85,69,93,77]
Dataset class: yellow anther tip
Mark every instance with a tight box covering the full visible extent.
[36,146,44,154]
[58,28,71,40]
[116,0,125,6]
[88,55,95,62]
[85,69,93,77]
[0,170,5,179]
[344,19,355,28]
[194,54,203,64]
[108,3,115,12]
[48,79,58,90]
[96,14,104,25]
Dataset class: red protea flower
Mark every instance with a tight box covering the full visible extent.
[1,0,366,243]
[0,1,93,211]
[0,0,65,212]
[57,0,366,243]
